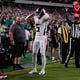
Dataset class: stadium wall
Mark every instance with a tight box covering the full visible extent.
[14,0,72,8]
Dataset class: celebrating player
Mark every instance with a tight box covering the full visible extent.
[26,8,49,75]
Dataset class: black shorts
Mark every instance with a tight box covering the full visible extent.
[12,42,24,57]
[51,40,58,48]
[52,42,58,48]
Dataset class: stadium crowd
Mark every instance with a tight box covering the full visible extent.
[0,3,80,78]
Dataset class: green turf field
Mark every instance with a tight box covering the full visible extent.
[3,61,80,80]
[1,51,80,80]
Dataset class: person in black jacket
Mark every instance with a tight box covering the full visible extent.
[64,8,80,68]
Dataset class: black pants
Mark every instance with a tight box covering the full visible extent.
[65,38,80,67]
[61,42,69,63]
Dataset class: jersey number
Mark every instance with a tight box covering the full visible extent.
[36,27,40,32]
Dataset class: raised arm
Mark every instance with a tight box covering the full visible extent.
[43,9,49,20]
[25,9,39,20]
[40,9,49,23]
[64,8,72,26]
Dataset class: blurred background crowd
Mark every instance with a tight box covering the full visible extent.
[0,0,74,67]
[0,0,80,79]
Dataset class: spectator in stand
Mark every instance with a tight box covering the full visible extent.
[4,15,13,28]
[1,16,6,26]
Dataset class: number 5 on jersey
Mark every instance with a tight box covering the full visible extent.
[36,26,40,32]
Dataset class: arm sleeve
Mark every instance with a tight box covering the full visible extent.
[9,24,15,33]
[58,27,61,34]
[44,13,49,20]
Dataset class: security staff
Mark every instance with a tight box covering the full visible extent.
[58,21,70,64]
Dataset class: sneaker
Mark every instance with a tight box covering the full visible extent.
[13,65,19,70]
[65,63,68,68]
[52,57,55,61]
[0,73,3,79]
[17,65,24,69]
[0,73,7,79]
[13,65,24,70]
[56,59,60,62]
[52,59,57,63]
[28,70,37,74]
[39,70,45,75]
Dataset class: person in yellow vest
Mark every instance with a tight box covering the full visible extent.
[58,21,70,64]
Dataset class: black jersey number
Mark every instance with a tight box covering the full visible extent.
[36,27,40,32]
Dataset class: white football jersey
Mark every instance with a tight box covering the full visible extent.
[34,13,49,36]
